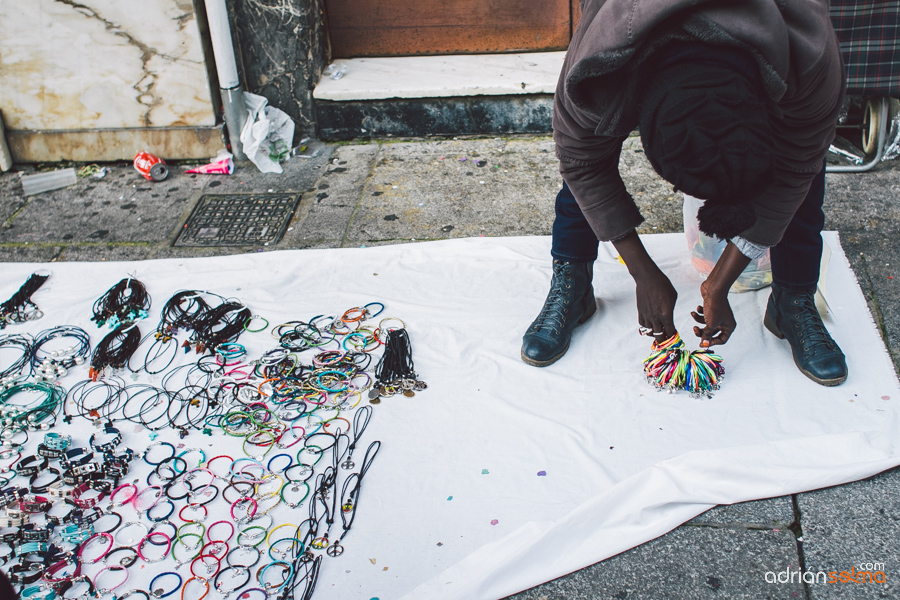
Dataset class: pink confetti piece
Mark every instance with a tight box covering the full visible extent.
[882,396,891,400]
[490,519,498,526]
[537,471,547,476]
[176,443,185,449]
[773,529,780,532]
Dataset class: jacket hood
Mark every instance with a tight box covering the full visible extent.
[564,0,810,136]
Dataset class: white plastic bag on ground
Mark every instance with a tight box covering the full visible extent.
[240,92,294,174]
[682,194,772,292]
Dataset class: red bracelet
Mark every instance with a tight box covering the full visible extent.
[206,520,234,544]
[191,553,222,580]
[179,503,208,523]
[72,483,105,509]
[78,532,113,564]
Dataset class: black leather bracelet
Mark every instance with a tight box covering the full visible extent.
[15,455,48,478]
[29,466,61,494]
[89,427,122,454]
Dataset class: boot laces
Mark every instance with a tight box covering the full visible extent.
[792,293,835,350]
[529,263,572,334]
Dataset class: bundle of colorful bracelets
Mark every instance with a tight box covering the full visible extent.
[642,333,725,398]
[0,280,420,599]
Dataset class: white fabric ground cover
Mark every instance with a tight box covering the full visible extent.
[1,232,898,600]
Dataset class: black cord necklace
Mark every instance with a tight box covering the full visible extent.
[0,271,49,329]
[91,276,151,328]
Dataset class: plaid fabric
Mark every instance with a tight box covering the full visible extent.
[830,0,900,96]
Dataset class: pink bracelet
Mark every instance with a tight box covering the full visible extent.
[230,496,257,521]
[181,467,215,497]
[78,532,113,564]
[133,485,164,512]
[137,531,172,563]
[109,482,139,507]
[92,564,128,595]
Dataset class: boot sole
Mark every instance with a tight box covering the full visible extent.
[764,311,847,386]
[520,298,597,367]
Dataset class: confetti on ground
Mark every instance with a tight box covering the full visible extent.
[436,542,443,546]
[883,396,891,400]
[774,529,780,532]
[537,471,547,476]
[609,446,614,450]
[459,157,467,161]
[447,496,453,500]
[481,469,489,474]
[369,558,376,565]
[383,567,389,571]
[490,519,499,525]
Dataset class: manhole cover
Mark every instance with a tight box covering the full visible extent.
[174,193,300,247]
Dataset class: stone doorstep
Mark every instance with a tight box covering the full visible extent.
[313,52,564,140]
[313,52,566,102]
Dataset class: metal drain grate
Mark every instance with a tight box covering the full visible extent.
[174,193,300,247]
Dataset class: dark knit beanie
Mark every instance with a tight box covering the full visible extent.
[639,45,774,240]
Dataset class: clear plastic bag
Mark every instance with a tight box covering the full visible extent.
[683,194,772,293]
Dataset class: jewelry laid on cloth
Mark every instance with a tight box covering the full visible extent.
[0,278,399,600]
[0,271,50,329]
[643,333,725,398]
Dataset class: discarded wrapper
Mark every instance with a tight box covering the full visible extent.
[185,157,234,175]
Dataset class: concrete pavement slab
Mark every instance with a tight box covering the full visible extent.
[0,245,63,263]
[689,496,795,528]
[56,244,154,262]
[508,525,804,600]
[798,467,900,599]
[0,166,204,245]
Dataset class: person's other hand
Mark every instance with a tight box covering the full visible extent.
[635,269,678,343]
[691,279,736,347]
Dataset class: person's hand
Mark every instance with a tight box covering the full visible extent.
[691,279,736,347]
[635,269,678,343]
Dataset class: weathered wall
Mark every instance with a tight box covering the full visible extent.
[0,0,216,131]
[231,0,328,139]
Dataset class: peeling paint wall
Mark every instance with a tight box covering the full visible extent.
[0,0,216,131]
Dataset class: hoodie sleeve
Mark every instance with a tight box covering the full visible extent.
[553,95,644,242]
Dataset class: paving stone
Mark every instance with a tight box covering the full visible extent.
[0,245,63,263]
[689,496,795,528]
[56,244,153,262]
[189,141,334,196]
[798,467,900,600]
[508,525,803,600]
[0,165,203,244]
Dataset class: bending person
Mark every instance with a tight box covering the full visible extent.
[522,0,848,386]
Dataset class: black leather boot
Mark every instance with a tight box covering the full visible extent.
[521,260,596,367]
[764,285,847,386]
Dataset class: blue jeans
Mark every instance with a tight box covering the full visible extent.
[550,163,827,291]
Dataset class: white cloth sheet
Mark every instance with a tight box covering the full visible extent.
[1,232,898,600]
